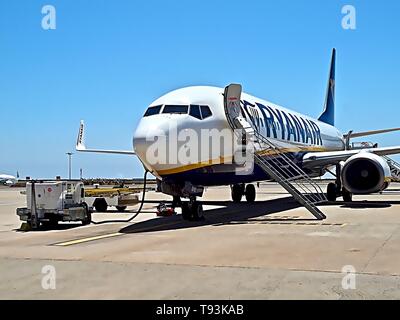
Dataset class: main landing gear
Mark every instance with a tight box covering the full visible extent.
[326,164,353,202]
[174,196,204,221]
[231,183,256,203]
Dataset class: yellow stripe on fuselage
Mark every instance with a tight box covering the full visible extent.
[257,146,327,157]
[156,146,328,176]
[157,155,234,175]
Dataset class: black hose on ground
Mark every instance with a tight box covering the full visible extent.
[90,170,149,224]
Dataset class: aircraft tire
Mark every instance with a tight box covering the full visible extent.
[192,203,204,221]
[181,202,191,220]
[245,184,256,203]
[181,202,204,221]
[342,188,353,202]
[327,183,337,202]
[231,184,244,203]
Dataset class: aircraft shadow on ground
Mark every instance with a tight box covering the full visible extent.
[118,196,322,234]
[337,201,393,209]
[17,198,397,233]
[120,196,400,234]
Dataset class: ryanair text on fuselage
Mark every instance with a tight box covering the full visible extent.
[241,100,323,146]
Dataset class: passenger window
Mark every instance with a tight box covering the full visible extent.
[144,105,162,117]
[189,105,202,120]
[200,105,212,119]
[162,105,189,114]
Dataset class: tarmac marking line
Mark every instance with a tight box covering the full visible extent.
[53,233,124,246]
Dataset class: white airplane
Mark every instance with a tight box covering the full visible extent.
[0,174,17,186]
[76,49,400,220]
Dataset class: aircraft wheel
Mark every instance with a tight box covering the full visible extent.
[181,202,191,220]
[181,202,204,221]
[327,183,337,202]
[245,184,256,203]
[191,203,204,221]
[342,188,353,202]
[231,184,244,203]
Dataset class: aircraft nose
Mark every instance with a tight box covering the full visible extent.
[133,118,172,170]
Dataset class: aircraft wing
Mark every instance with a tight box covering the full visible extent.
[303,146,400,168]
[76,121,136,155]
[343,127,400,139]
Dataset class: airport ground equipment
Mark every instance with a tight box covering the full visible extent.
[89,170,149,225]
[224,84,327,220]
[17,180,91,229]
[84,186,141,212]
[156,202,176,217]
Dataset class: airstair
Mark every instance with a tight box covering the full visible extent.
[383,155,400,182]
[224,84,327,220]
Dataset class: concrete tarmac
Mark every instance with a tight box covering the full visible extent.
[1,183,400,299]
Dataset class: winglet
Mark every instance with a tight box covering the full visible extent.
[76,120,86,151]
[318,48,336,126]
[74,120,136,155]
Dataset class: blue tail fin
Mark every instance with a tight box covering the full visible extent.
[318,48,336,126]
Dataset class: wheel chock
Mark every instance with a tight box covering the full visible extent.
[19,222,32,232]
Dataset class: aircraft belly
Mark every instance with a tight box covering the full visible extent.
[160,163,271,186]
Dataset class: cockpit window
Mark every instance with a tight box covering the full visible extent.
[162,105,189,114]
[200,105,212,119]
[144,105,162,117]
[189,105,202,120]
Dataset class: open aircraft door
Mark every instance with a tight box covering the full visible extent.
[223,84,255,166]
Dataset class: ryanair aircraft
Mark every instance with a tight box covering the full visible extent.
[76,49,400,220]
[0,174,17,186]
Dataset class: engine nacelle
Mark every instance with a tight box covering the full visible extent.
[341,152,391,194]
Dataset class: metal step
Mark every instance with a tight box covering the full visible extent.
[223,84,327,220]
[254,150,326,220]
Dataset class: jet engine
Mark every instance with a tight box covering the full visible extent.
[341,152,391,194]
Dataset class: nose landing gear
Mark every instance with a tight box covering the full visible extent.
[181,196,204,221]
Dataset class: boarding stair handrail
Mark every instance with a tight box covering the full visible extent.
[223,88,326,219]
[253,131,327,202]
[247,131,327,220]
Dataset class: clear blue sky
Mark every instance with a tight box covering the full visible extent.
[1,0,399,179]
